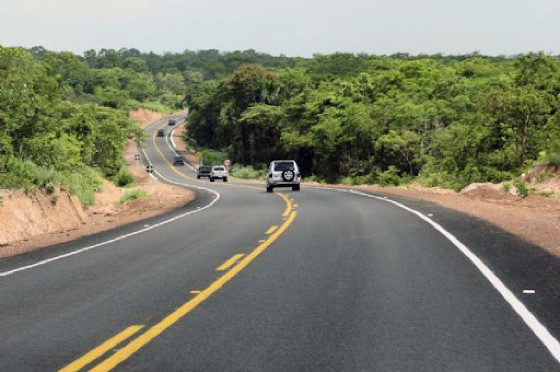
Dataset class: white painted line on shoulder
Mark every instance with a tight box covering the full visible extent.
[0,145,221,278]
[344,189,560,365]
[170,126,178,149]
[524,290,536,294]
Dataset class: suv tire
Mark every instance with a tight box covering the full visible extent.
[282,170,294,182]
[223,177,228,182]
[210,177,215,182]
[266,185,273,193]
[292,184,300,191]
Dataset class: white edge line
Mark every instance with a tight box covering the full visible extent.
[170,126,178,149]
[0,130,220,278]
[329,187,560,364]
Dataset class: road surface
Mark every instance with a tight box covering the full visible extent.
[1,114,560,371]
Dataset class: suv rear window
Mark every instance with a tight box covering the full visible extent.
[213,166,225,171]
[274,162,295,171]
[199,166,211,172]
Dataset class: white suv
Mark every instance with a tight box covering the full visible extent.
[266,160,301,192]
[210,165,228,182]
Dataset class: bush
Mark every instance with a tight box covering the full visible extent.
[229,164,266,179]
[376,166,402,187]
[502,182,512,194]
[119,189,148,204]
[514,180,531,198]
[112,168,134,187]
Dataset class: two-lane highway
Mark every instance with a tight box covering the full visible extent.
[1,114,560,371]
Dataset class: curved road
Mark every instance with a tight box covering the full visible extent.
[1,114,560,371]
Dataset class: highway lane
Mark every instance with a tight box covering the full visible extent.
[1,114,560,370]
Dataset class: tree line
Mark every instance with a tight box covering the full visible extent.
[186,53,560,189]
[1,45,307,203]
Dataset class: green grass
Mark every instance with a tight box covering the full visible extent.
[0,159,102,206]
[119,189,148,204]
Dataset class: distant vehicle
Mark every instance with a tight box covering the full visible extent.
[210,165,228,182]
[173,155,185,166]
[157,129,165,137]
[266,160,301,192]
[168,119,176,126]
[197,165,211,179]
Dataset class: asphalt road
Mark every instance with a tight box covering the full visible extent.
[1,114,560,371]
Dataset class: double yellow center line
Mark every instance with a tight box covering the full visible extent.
[59,122,299,371]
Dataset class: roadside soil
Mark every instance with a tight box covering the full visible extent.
[0,110,195,258]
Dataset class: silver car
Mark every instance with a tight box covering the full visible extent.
[210,165,228,182]
[266,160,301,192]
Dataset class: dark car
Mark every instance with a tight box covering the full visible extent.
[197,165,211,179]
[168,119,176,126]
[157,129,165,137]
[173,155,185,166]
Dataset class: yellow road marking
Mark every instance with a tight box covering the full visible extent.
[277,193,292,217]
[190,290,201,295]
[265,225,278,234]
[89,211,297,372]
[216,254,245,271]
[58,325,143,372]
[293,203,299,208]
[258,239,265,243]
[78,121,298,371]
[150,124,261,191]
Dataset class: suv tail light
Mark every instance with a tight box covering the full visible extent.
[268,173,273,178]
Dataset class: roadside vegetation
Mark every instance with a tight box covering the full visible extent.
[3,45,560,201]
[185,53,560,190]
[119,189,148,205]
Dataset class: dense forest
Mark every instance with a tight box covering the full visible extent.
[2,46,560,204]
[186,53,560,189]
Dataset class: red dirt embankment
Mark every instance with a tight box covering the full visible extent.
[0,109,194,258]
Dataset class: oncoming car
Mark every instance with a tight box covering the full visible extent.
[157,129,165,137]
[266,160,301,192]
[173,155,185,166]
[210,165,228,182]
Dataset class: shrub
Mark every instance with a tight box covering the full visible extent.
[112,168,135,187]
[376,166,402,187]
[502,182,512,194]
[514,180,531,198]
[119,189,148,204]
[229,164,266,179]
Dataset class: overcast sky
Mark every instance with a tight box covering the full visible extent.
[1,0,560,57]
